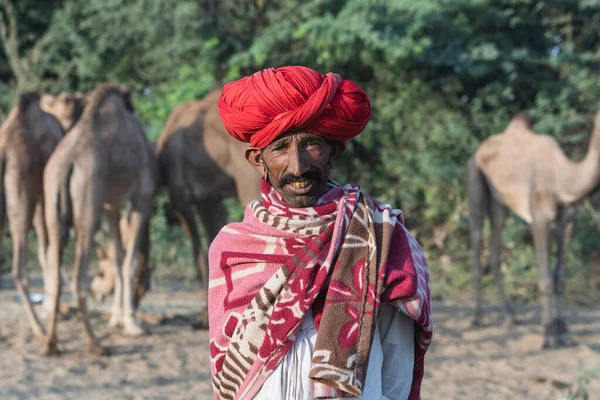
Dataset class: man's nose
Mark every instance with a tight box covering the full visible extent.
[287,146,310,177]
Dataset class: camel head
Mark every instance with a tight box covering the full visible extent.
[90,247,118,304]
[90,244,153,309]
[40,92,86,132]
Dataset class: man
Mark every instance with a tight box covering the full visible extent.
[209,66,432,400]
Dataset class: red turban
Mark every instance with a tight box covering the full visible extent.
[217,66,371,149]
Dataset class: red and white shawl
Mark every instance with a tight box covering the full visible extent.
[208,180,432,400]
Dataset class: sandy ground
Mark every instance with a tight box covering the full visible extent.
[1,274,599,400]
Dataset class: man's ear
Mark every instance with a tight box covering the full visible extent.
[330,140,346,163]
[245,146,266,176]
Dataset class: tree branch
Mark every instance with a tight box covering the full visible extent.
[0,0,52,91]
[0,0,28,86]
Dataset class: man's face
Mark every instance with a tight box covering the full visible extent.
[246,131,344,207]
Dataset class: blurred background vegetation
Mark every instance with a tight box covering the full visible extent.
[1,0,599,304]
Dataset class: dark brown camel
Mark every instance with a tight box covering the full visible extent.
[42,83,156,355]
[156,88,261,327]
[0,93,64,340]
[467,111,600,348]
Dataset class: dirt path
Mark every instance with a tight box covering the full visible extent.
[425,302,600,400]
[1,275,599,400]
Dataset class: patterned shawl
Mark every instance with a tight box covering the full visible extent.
[208,180,432,400]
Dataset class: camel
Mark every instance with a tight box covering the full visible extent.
[155,88,261,327]
[42,83,156,355]
[0,93,64,340]
[42,90,156,312]
[467,110,600,348]
[41,91,152,305]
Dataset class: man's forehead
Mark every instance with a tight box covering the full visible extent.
[269,130,325,144]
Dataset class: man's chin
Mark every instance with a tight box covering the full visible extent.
[280,193,319,208]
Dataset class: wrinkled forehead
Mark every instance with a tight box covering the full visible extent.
[266,130,325,147]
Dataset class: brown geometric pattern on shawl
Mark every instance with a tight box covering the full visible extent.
[307,195,392,397]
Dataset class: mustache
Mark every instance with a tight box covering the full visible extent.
[280,170,322,186]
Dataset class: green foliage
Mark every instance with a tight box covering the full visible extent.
[1,0,600,302]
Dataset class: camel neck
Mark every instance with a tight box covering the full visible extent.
[557,121,600,203]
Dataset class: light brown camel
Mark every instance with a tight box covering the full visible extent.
[467,111,600,348]
[42,90,156,313]
[156,88,261,327]
[41,91,150,304]
[42,83,156,355]
[0,93,64,340]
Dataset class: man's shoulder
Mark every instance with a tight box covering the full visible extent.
[359,191,404,222]
[212,220,253,243]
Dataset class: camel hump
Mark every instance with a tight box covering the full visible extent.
[17,92,41,113]
[83,83,134,120]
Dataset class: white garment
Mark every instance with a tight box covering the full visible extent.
[255,303,414,400]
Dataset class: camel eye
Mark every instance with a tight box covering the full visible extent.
[98,271,104,278]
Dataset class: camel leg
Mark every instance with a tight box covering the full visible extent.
[0,181,3,339]
[106,210,126,328]
[5,180,46,341]
[467,157,488,327]
[41,214,63,356]
[0,158,5,269]
[34,202,48,276]
[120,202,150,337]
[71,227,105,354]
[133,215,151,310]
[173,195,204,282]
[194,199,229,329]
[70,176,106,355]
[10,217,46,341]
[41,170,72,356]
[530,214,555,348]
[0,180,5,271]
[489,196,515,325]
[552,205,575,344]
[33,202,53,317]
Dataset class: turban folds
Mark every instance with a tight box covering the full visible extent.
[218,66,371,149]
